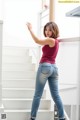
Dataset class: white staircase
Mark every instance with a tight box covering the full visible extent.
[2,46,54,120]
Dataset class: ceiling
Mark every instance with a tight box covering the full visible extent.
[66,6,80,17]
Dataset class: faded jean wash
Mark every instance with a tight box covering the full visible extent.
[31,62,65,120]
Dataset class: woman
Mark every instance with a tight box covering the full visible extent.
[26,21,65,120]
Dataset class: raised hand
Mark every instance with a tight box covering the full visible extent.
[26,22,32,31]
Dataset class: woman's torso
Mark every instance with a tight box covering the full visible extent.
[40,39,59,64]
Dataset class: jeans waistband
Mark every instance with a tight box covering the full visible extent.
[39,62,57,67]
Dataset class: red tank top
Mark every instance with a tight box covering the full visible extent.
[40,39,59,64]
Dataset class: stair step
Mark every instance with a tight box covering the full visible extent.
[2,79,36,88]
[2,55,32,63]
[3,99,51,110]
[2,88,46,99]
[2,63,35,71]
[2,46,53,120]
[4,110,54,120]
[3,47,29,56]
[2,71,36,79]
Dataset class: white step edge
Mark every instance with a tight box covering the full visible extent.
[3,47,29,56]
[2,63,35,71]
[3,99,51,110]
[2,71,36,79]
[2,79,36,88]
[2,88,46,99]
[2,55,32,63]
[4,110,54,120]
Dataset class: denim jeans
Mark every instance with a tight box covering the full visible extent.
[30,63,65,120]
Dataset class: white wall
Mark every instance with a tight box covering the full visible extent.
[55,2,80,38]
[2,0,41,47]
[2,0,80,46]
[57,40,79,84]
[54,2,80,85]
[0,0,3,20]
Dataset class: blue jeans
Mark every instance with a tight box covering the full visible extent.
[31,63,65,120]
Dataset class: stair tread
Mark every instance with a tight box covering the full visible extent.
[2,88,46,90]
[3,98,49,101]
[2,47,53,120]
[2,78,35,80]
[4,109,53,112]
[2,78,35,81]
[2,88,35,90]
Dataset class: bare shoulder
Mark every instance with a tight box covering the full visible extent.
[47,38,55,47]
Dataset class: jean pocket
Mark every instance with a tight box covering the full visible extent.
[41,66,51,74]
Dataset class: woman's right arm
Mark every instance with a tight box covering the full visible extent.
[26,22,55,47]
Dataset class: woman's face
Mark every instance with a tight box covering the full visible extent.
[44,26,53,37]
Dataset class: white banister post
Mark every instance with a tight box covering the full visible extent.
[0,20,3,107]
[0,20,4,118]
[37,12,42,69]
[70,105,76,120]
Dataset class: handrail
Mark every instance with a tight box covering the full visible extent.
[59,37,80,42]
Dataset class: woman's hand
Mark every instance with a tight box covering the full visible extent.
[26,22,32,31]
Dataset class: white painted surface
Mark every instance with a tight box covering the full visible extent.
[1,0,79,47]
[55,2,80,38]
[0,20,3,108]
[2,0,41,47]
[2,47,54,120]
[4,110,54,120]
[57,41,79,84]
